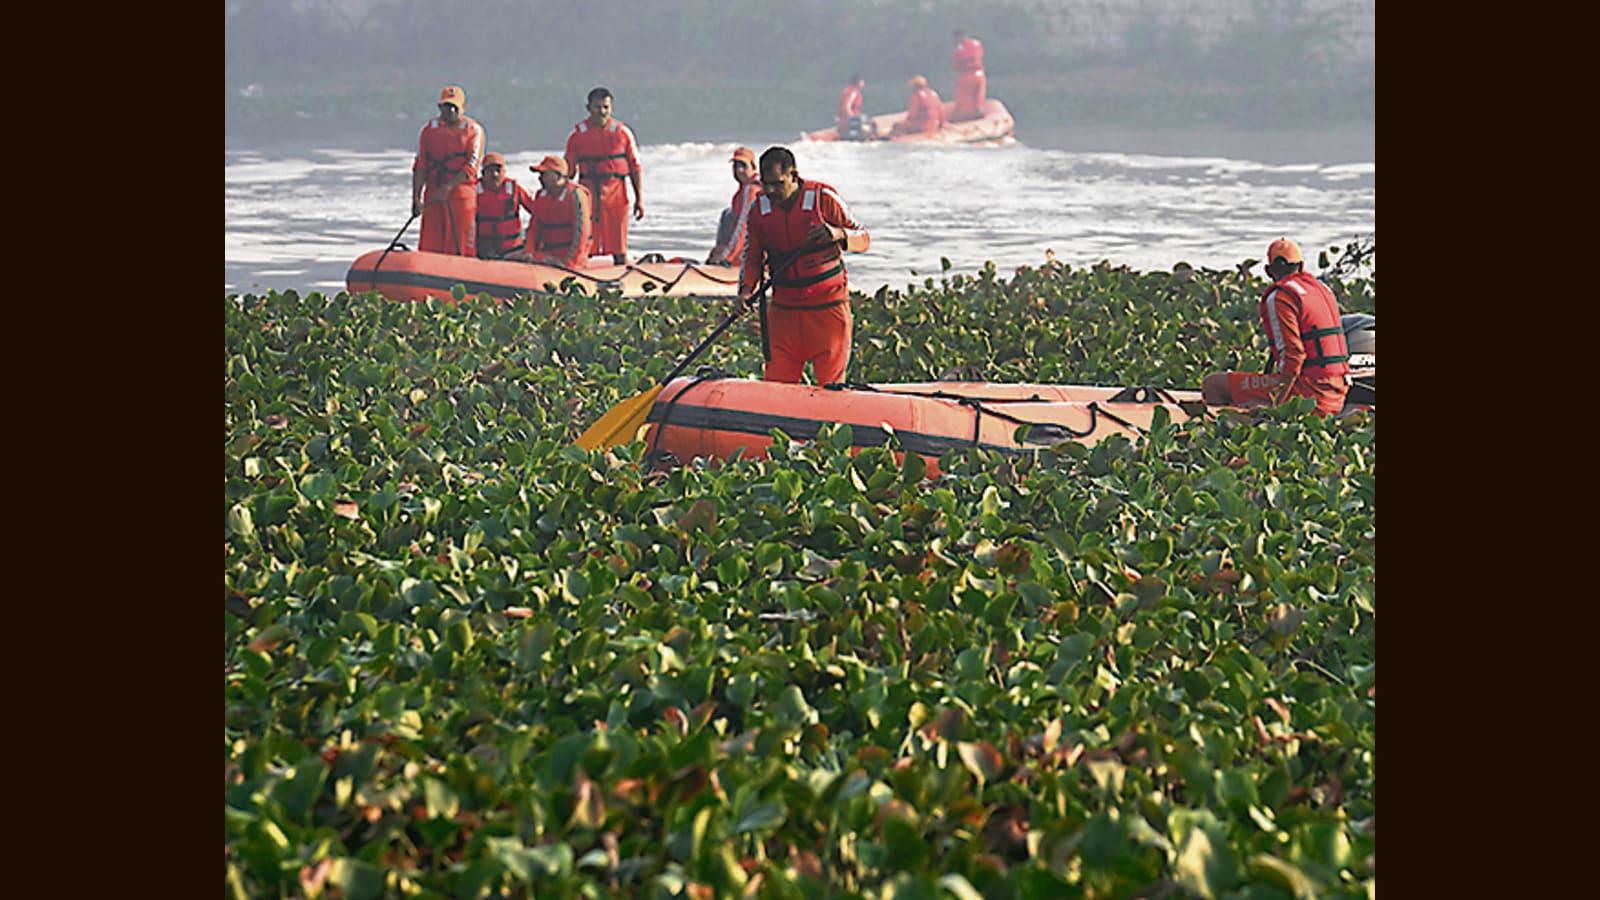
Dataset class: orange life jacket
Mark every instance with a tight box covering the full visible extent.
[1261,273,1351,379]
[838,84,863,122]
[953,38,985,75]
[530,183,591,259]
[750,179,853,307]
[565,119,639,204]
[906,87,946,130]
[414,116,485,191]
[475,179,532,258]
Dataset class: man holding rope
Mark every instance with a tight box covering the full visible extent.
[411,85,486,256]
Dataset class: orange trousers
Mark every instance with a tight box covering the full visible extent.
[420,185,476,256]
[763,302,852,386]
[953,73,987,120]
[591,187,630,258]
[1226,371,1349,416]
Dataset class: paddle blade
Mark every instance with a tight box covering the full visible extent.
[574,384,666,451]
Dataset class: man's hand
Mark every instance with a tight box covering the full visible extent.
[412,197,423,217]
[732,292,757,317]
[633,199,645,221]
[808,223,842,245]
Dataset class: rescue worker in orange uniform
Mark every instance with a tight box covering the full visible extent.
[511,156,593,270]
[892,76,947,136]
[411,85,486,256]
[736,146,871,386]
[564,87,643,266]
[706,147,763,266]
[836,75,866,131]
[950,30,987,121]
[474,152,537,260]
[1202,238,1352,416]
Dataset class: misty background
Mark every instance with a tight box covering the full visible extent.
[224,0,1374,158]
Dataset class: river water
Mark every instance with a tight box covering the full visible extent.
[224,127,1373,297]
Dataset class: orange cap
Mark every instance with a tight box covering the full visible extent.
[730,146,756,164]
[530,155,568,175]
[909,75,927,89]
[482,152,505,168]
[438,85,466,107]
[1266,238,1303,265]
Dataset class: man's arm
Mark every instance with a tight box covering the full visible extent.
[622,125,644,220]
[738,216,766,301]
[1264,288,1307,404]
[564,188,593,269]
[818,188,870,253]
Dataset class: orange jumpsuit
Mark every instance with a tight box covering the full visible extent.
[741,179,870,385]
[951,37,987,120]
[525,183,594,270]
[475,178,537,259]
[413,115,485,256]
[708,181,762,266]
[903,87,948,134]
[564,119,641,259]
[1226,272,1352,415]
[836,83,864,130]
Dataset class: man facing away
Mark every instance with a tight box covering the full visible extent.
[950,29,987,121]
[412,85,486,256]
[564,87,643,266]
[736,146,871,386]
[474,152,537,260]
[510,156,593,270]
[1202,238,1352,416]
[892,76,947,136]
[836,75,867,136]
[706,146,763,266]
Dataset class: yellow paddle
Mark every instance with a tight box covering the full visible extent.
[574,278,770,451]
[574,242,826,451]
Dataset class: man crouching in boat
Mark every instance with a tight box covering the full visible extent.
[891,76,947,136]
[475,152,537,260]
[1202,238,1351,416]
[706,146,762,266]
[736,146,870,386]
[506,156,592,269]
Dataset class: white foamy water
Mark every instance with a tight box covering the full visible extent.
[225,138,1373,296]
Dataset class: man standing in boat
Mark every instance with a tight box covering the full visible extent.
[950,30,987,121]
[836,75,871,140]
[706,147,763,266]
[1202,238,1352,416]
[474,152,537,260]
[412,85,486,256]
[892,76,947,136]
[510,156,593,270]
[564,87,643,266]
[736,146,871,386]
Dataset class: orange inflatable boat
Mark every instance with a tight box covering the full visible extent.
[346,248,740,304]
[642,378,1204,475]
[804,98,1017,146]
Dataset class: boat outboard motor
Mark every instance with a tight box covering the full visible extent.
[1341,313,1375,407]
[842,114,871,141]
[1342,313,1374,368]
[714,207,735,250]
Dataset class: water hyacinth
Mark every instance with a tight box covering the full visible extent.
[226,254,1374,899]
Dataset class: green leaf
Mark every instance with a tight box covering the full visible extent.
[938,873,985,900]
[329,858,387,900]
[957,741,1003,785]
[1248,854,1317,898]
[424,776,459,820]
[227,503,254,539]
[732,801,786,834]
[299,472,337,501]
